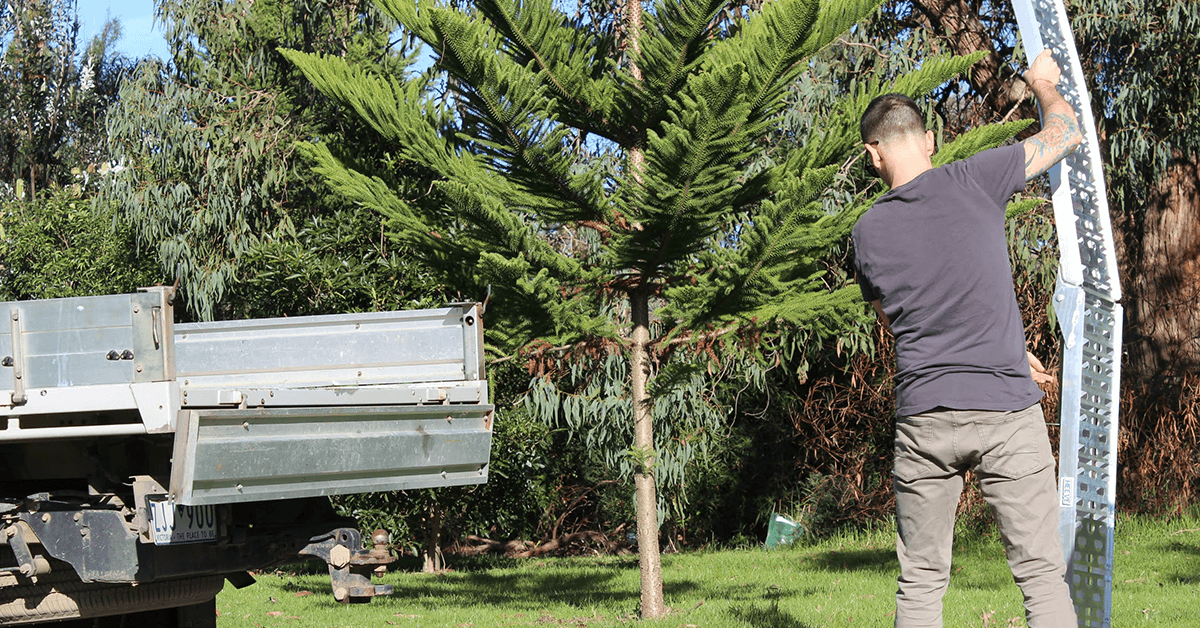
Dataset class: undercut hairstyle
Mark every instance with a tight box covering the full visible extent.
[860,93,927,145]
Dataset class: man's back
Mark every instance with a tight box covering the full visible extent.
[852,143,1041,417]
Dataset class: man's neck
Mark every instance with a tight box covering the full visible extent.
[885,152,933,190]
[879,132,935,189]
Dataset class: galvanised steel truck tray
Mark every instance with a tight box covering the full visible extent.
[1,287,492,624]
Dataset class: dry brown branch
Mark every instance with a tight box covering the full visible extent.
[513,531,616,558]
[451,530,625,558]
[549,480,619,539]
[455,535,531,556]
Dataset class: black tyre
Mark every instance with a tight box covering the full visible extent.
[0,571,223,626]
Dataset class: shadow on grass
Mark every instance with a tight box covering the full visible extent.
[1161,538,1200,584]
[272,559,328,576]
[274,556,653,612]
[806,547,896,573]
[804,542,1022,596]
[683,582,825,605]
[729,602,820,628]
[269,547,888,618]
[445,553,642,572]
[271,559,834,617]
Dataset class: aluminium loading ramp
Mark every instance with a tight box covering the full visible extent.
[1012,1,1123,626]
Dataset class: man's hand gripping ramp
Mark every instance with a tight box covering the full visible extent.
[1012,2,1122,626]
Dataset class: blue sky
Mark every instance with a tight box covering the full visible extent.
[76,0,170,60]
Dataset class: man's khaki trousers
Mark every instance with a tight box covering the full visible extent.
[892,403,1078,628]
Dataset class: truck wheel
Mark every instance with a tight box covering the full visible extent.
[42,598,217,628]
[0,571,223,626]
[173,598,217,628]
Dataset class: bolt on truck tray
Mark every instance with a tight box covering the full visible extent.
[0,287,492,626]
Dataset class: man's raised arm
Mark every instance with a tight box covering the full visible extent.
[1022,50,1083,181]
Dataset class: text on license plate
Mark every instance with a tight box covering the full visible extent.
[148,498,218,545]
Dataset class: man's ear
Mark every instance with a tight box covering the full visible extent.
[924,130,936,157]
[864,142,884,172]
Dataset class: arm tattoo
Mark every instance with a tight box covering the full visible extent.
[1024,112,1082,180]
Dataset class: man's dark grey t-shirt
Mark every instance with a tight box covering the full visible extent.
[852,143,1043,417]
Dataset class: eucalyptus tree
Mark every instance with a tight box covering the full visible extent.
[279,0,1032,613]
[1070,0,1200,512]
[103,0,416,320]
[0,1,150,303]
[0,0,129,201]
[1072,0,1200,378]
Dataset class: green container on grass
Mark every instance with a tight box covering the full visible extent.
[765,513,802,549]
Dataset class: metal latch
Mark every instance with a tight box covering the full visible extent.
[7,309,26,405]
[217,390,244,406]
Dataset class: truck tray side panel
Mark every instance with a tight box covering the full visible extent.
[171,405,493,505]
[174,307,475,390]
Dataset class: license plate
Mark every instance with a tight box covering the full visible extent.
[147,498,218,545]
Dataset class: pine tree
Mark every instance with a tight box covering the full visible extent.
[283,0,1029,615]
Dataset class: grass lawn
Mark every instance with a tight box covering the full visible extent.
[215,513,1200,627]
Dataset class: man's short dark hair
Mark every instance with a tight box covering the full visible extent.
[861,93,926,145]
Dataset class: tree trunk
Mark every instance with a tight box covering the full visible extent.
[629,288,665,618]
[1126,158,1200,379]
[622,0,665,617]
[420,504,444,573]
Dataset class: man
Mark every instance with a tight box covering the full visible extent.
[852,50,1082,628]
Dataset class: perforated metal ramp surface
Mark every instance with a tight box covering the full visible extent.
[1012,2,1123,626]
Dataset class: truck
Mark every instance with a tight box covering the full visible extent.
[0,287,493,626]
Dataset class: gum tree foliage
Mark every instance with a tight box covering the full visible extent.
[0,0,131,201]
[102,0,421,320]
[0,1,155,302]
[521,352,727,532]
[1072,0,1200,377]
[281,0,1031,613]
[1072,0,1200,509]
[0,187,160,301]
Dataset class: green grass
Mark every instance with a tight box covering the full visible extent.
[215,514,1200,627]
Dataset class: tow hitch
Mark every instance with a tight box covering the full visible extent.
[300,528,396,603]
